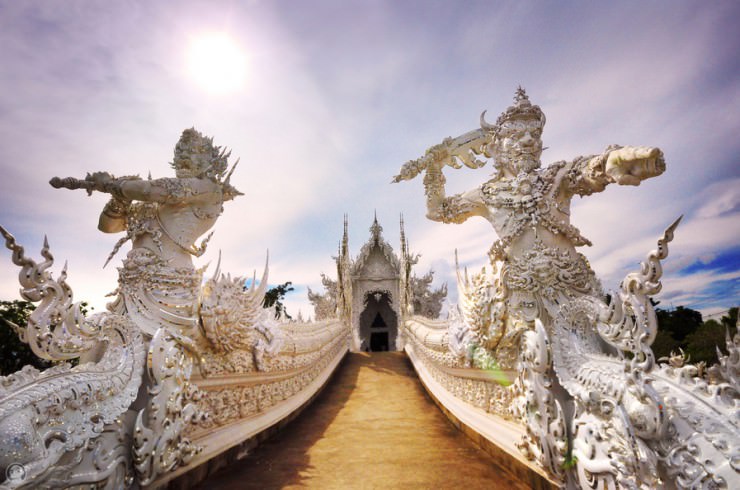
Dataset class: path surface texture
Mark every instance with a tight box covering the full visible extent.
[200,352,526,489]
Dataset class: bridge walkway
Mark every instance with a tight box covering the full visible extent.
[198,352,527,489]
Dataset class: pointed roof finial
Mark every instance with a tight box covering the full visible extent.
[399,213,407,254]
[370,211,383,242]
[341,213,349,256]
[515,85,527,102]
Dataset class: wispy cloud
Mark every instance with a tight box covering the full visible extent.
[0,1,737,320]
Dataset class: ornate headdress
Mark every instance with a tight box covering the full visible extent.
[480,87,546,138]
[171,128,231,180]
[171,128,242,200]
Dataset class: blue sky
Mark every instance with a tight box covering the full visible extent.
[0,1,738,318]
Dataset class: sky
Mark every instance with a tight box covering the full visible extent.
[0,1,738,320]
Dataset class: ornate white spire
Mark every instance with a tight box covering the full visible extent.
[370,210,383,243]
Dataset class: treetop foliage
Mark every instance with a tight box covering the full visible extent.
[262,281,294,320]
[653,306,738,365]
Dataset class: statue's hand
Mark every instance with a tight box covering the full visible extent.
[86,171,115,191]
[392,141,448,183]
[605,146,665,186]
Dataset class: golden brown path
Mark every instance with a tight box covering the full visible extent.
[200,352,525,489]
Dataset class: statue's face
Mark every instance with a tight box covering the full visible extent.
[495,118,543,174]
[174,152,210,178]
[173,131,214,178]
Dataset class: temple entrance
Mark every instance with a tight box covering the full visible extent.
[359,291,397,351]
[370,331,389,351]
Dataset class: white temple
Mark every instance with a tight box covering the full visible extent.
[308,214,446,352]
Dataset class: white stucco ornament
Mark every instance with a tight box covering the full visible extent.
[0,128,348,488]
[396,88,739,488]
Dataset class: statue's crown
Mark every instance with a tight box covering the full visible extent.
[480,87,546,135]
[171,128,230,180]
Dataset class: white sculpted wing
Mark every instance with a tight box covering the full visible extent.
[545,218,739,488]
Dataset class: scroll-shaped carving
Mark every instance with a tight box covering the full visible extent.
[517,320,567,484]
[133,328,205,486]
[0,227,145,488]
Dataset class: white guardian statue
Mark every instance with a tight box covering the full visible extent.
[395,88,739,488]
[0,129,293,488]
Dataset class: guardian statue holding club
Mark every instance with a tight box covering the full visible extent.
[395,88,738,487]
[0,129,284,487]
[394,88,665,366]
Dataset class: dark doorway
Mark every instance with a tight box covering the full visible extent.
[359,290,397,351]
[370,332,389,351]
[371,313,386,328]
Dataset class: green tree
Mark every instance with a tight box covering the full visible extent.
[655,306,703,342]
[651,328,682,362]
[0,300,51,375]
[262,281,294,320]
[653,305,738,366]
[684,319,728,365]
[720,307,738,331]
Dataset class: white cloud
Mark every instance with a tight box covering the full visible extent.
[0,1,738,324]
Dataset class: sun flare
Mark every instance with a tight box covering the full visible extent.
[187,33,247,94]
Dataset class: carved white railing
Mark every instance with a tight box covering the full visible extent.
[156,318,349,488]
[403,315,555,487]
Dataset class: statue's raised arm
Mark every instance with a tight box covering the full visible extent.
[50,129,243,266]
[392,122,492,225]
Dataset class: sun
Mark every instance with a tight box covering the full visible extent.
[187,33,247,94]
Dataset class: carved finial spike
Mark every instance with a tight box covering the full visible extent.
[480,110,495,132]
[213,250,222,280]
[257,250,270,296]
[667,215,683,235]
[224,158,239,184]
[455,249,464,284]
[248,269,256,293]
[369,211,383,241]
[0,224,11,247]
[515,86,527,102]
[341,214,349,257]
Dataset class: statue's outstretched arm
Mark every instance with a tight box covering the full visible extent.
[424,166,486,224]
[565,145,665,196]
[51,173,218,204]
[107,177,219,204]
[52,173,219,234]
[393,129,489,224]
